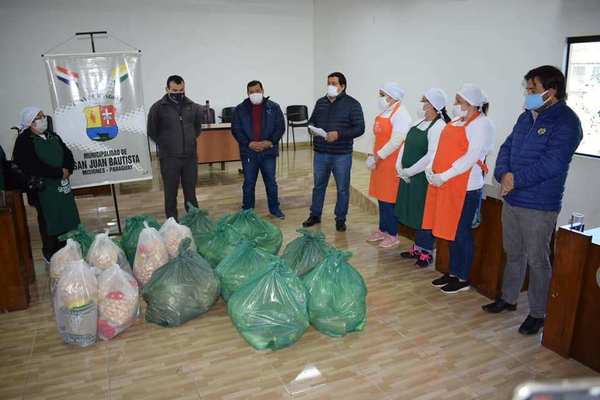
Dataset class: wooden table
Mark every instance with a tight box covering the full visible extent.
[196,123,240,169]
[543,225,600,373]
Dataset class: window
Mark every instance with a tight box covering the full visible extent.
[565,35,600,158]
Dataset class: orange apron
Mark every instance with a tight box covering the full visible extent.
[421,113,487,241]
[368,103,402,203]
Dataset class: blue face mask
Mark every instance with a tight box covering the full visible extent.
[524,91,548,110]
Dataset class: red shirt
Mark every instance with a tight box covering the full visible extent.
[251,103,264,141]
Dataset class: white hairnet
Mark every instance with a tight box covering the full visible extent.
[457,84,488,107]
[18,106,42,131]
[381,82,405,101]
[424,88,448,111]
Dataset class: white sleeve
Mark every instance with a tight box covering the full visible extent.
[377,109,411,159]
[404,120,444,176]
[439,117,494,181]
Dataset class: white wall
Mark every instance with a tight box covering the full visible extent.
[314,0,600,226]
[0,0,314,156]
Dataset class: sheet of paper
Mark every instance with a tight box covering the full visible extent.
[308,125,328,138]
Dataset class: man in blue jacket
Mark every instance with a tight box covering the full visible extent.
[483,65,583,335]
[302,72,365,232]
[232,80,285,219]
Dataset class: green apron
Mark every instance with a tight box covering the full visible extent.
[394,119,439,230]
[32,133,80,236]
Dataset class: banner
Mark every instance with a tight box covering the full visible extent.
[43,51,152,188]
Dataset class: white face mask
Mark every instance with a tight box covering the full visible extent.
[416,107,425,119]
[249,93,263,105]
[452,104,467,118]
[33,117,48,133]
[327,85,339,98]
[378,96,391,111]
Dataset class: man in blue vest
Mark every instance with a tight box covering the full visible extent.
[232,80,285,219]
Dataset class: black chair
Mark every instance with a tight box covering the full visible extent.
[219,107,235,123]
[285,105,309,151]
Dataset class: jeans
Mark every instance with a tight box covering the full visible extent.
[449,189,481,281]
[241,152,280,213]
[415,229,435,252]
[378,201,398,235]
[159,156,198,220]
[310,152,352,223]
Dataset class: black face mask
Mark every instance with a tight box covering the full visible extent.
[169,92,185,103]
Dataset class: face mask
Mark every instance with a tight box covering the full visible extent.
[33,117,48,133]
[524,90,548,110]
[169,92,185,103]
[378,96,391,111]
[327,85,339,98]
[249,93,263,105]
[452,104,467,118]
[416,107,425,119]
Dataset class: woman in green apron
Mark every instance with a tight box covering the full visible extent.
[394,89,451,267]
[13,107,80,262]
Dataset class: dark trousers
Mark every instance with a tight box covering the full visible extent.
[159,156,198,220]
[449,189,481,281]
[241,152,280,213]
[415,229,435,252]
[310,152,352,223]
[378,201,398,235]
[35,204,65,260]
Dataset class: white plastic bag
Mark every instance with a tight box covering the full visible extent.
[87,232,131,273]
[159,217,196,258]
[97,265,139,340]
[133,222,170,286]
[366,155,376,170]
[54,260,98,347]
[49,239,83,299]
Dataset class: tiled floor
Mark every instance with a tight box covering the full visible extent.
[0,148,597,400]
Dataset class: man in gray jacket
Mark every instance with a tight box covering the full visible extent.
[147,75,203,220]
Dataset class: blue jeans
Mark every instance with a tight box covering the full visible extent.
[310,152,352,223]
[449,189,482,281]
[415,229,435,252]
[241,152,280,213]
[378,201,398,235]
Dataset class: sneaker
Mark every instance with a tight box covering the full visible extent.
[482,299,517,314]
[415,251,433,268]
[440,279,470,294]
[431,274,453,287]
[379,234,400,249]
[302,215,321,227]
[270,209,286,220]
[336,220,347,232]
[367,230,387,243]
[400,245,422,259]
[518,315,544,335]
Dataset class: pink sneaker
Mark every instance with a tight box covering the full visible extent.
[379,234,400,249]
[367,230,387,243]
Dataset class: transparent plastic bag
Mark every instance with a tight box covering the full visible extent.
[54,259,98,347]
[87,232,131,274]
[302,250,367,337]
[228,259,309,350]
[97,265,140,340]
[143,239,220,327]
[180,203,215,248]
[196,220,243,268]
[49,239,83,299]
[133,222,170,287]
[159,217,196,258]
[58,224,94,257]
[121,215,161,265]
[282,229,332,276]
[220,209,283,255]
[215,240,279,302]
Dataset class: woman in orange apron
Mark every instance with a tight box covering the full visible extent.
[422,84,495,293]
[367,82,411,249]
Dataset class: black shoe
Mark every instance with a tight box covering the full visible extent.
[482,299,517,314]
[302,215,321,227]
[336,220,347,232]
[440,279,470,294]
[270,209,285,220]
[431,274,454,287]
[518,315,544,335]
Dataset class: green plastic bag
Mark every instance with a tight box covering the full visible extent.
[196,220,243,268]
[228,259,309,350]
[58,224,94,257]
[180,203,215,248]
[220,209,282,255]
[302,250,367,337]
[282,229,332,276]
[121,215,161,265]
[142,239,220,327]
[215,240,279,302]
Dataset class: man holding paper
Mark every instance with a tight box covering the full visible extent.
[302,72,365,232]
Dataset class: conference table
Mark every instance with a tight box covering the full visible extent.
[197,123,240,169]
